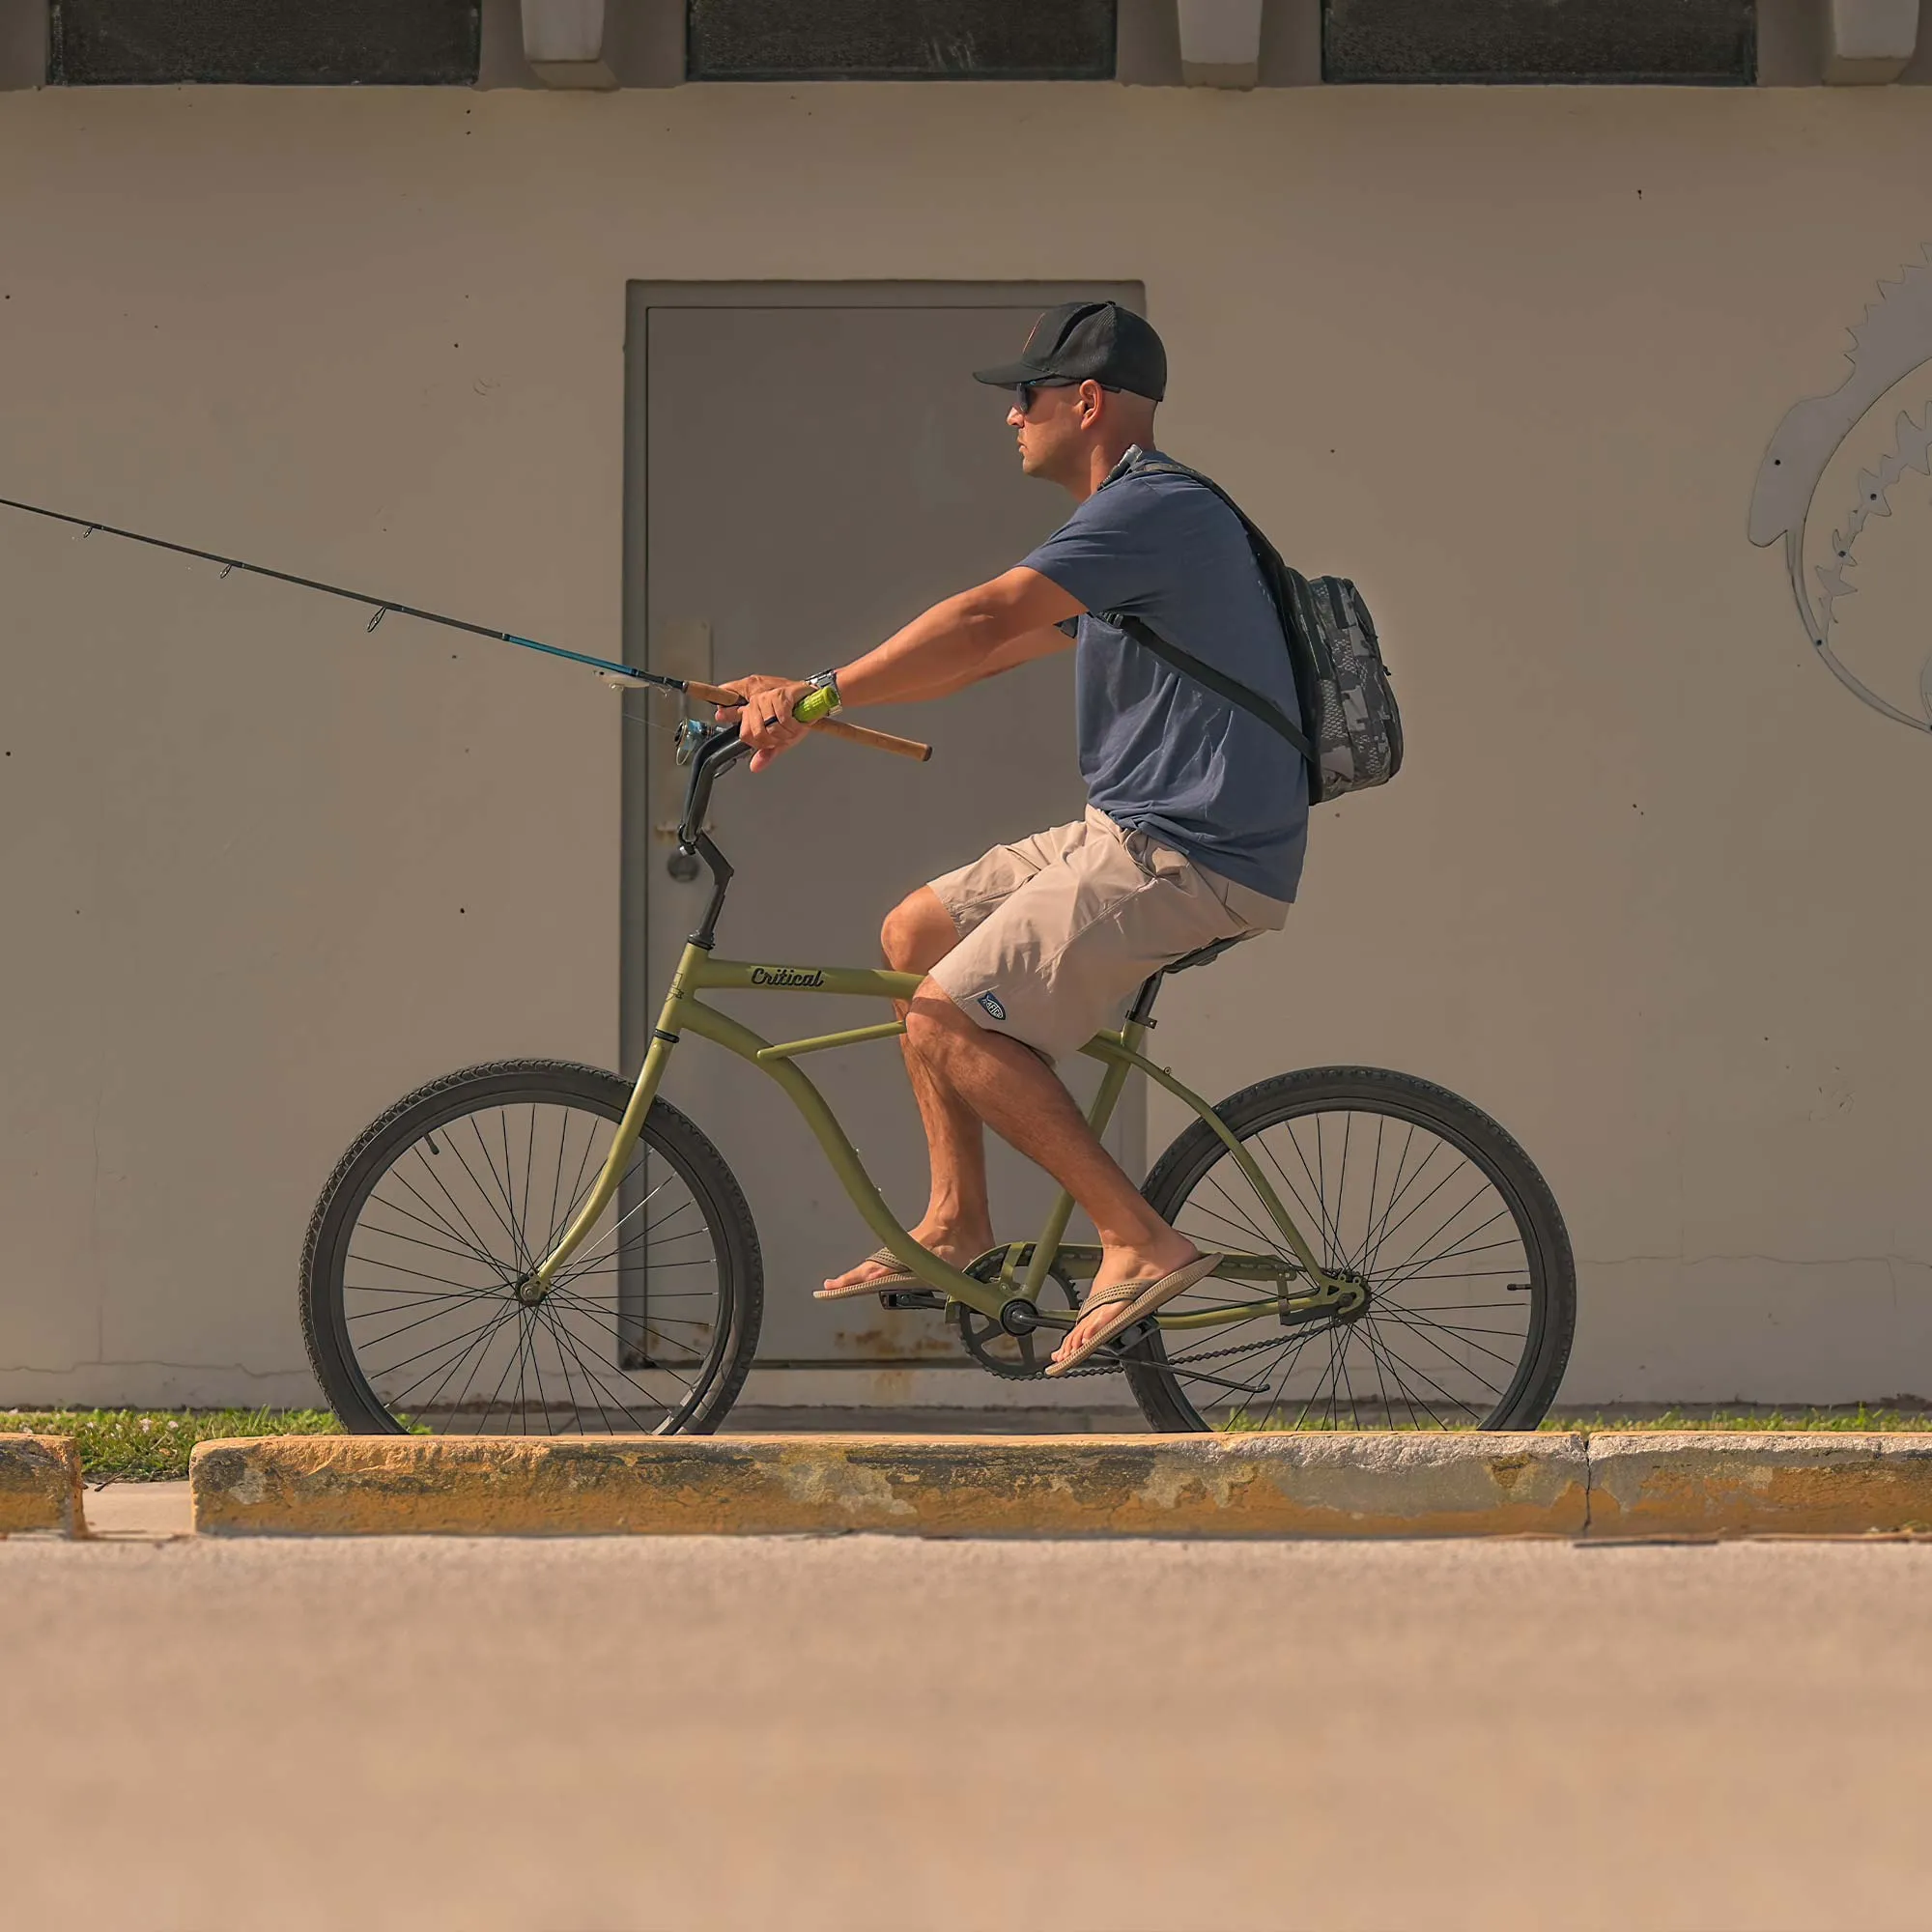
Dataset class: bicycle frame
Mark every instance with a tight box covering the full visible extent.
[526,945,1357,1332]
[523,721,1360,1334]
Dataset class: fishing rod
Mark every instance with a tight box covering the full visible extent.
[0,494,929,760]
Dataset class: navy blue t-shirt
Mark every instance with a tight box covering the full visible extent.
[1018,447,1308,902]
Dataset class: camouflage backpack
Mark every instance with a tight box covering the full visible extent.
[1107,456,1403,806]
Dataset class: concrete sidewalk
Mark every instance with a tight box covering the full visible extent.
[80,1480,192,1539]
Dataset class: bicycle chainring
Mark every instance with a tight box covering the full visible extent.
[952,1258,1080,1380]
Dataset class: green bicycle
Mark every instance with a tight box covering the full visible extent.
[301,713,1577,1436]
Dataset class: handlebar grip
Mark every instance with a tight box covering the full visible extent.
[684,678,933,763]
[810,715,933,762]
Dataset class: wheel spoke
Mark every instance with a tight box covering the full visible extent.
[410,1146,514,1277]
[1374,1221,1519,1298]
[540,1304,670,1434]
[1363,1321,1493,1417]
[1371,1303,1519,1383]
[1356,1321,1455,1429]
[357,1207,506,1272]
[1278,1120,1348,1267]
[542,1288,698,1392]
[457,1116,526,1272]
[344,1250,510,1294]
[1359,1131,1440,1279]
[1356,1157,1468,1277]
[343,1282,507,1312]
[1245,1135,1333,1260]
[384,1300,521,1408]
[384,1168,506,1273]
[551,1175,678,1281]
[469,1309,533,1435]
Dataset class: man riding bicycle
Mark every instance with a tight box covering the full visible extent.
[725,300,1308,1375]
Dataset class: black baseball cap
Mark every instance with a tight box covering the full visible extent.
[972,300,1167,404]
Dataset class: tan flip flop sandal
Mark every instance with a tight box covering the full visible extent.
[814,1245,1010,1302]
[1044,1252,1227,1377]
[814,1248,923,1301]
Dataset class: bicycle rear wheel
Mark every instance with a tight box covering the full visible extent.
[1126,1067,1574,1434]
[301,1060,762,1435]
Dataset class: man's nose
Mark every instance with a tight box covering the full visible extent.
[1006,407,1025,429]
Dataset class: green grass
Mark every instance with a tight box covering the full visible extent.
[1542,1405,1932,1434]
[1196,1402,1932,1435]
[10,1403,1932,1475]
[4,1406,343,1481]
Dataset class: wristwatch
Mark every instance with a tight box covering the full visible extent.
[805,668,844,715]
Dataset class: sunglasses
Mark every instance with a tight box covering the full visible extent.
[1012,378,1122,415]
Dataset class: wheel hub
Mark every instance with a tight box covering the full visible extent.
[512,1273,550,1307]
[1329,1268,1371,1322]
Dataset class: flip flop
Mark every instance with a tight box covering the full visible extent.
[1044,1252,1227,1377]
[814,1248,922,1300]
[814,1245,1011,1302]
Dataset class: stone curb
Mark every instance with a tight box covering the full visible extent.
[186,1432,1932,1540]
[190,1432,1591,1537]
[0,1435,85,1536]
[1585,1432,1932,1537]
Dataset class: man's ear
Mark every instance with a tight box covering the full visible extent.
[1078,380,1106,425]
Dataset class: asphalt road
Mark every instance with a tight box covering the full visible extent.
[2,1530,1927,1931]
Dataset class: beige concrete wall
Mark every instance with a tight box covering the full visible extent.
[1,79,1928,1406]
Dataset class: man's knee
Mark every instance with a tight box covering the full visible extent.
[903,979,973,1064]
[881,888,957,975]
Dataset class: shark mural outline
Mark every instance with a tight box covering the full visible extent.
[1749,244,1932,733]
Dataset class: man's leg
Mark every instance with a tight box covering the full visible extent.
[901,984,1197,1365]
[818,888,996,1294]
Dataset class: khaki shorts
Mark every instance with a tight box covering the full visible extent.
[925,808,1290,1061]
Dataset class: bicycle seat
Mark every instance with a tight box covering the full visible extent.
[1165,934,1248,976]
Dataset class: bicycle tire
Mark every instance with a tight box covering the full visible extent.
[1125,1066,1575,1434]
[301,1059,762,1435]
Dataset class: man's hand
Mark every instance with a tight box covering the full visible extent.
[718,673,814,772]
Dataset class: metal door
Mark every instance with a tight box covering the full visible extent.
[625,282,1144,1371]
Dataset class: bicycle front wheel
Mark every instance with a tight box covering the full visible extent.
[301,1060,762,1435]
[1126,1067,1575,1434]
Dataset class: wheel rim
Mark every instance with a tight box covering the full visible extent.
[1141,1099,1549,1431]
[331,1094,732,1434]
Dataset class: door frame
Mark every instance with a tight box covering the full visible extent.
[620,281,1147,1373]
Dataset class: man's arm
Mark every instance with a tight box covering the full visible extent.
[722,567,1082,768]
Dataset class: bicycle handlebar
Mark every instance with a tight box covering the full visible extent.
[686,678,932,763]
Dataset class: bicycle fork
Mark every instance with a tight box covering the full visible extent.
[524,942,701,1295]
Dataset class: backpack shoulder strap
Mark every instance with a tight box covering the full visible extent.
[1109,611,1316,765]
[1124,456,1306,583]
[1102,454,1317,767]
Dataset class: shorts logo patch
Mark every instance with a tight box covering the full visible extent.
[978,991,1009,1022]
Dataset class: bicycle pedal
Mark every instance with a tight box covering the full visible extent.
[879,1289,946,1312]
